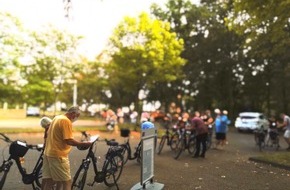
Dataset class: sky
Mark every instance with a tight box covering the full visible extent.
[0,0,198,59]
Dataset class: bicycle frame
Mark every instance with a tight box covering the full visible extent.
[13,148,43,187]
[80,131,91,142]
[123,138,141,160]
[0,133,43,190]
[254,130,266,151]
[157,127,179,155]
[172,128,196,159]
[72,135,124,190]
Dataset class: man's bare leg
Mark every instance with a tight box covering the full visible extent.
[42,178,54,190]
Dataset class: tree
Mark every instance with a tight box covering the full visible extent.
[152,0,244,116]
[230,0,290,114]
[106,12,185,112]
[20,26,83,112]
[0,12,27,106]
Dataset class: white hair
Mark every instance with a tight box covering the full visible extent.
[214,108,221,114]
[40,117,52,129]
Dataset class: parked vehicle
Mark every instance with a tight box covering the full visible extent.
[26,107,40,117]
[235,112,269,132]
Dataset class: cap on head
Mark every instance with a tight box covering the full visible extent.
[223,110,228,115]
[40,117,52,129]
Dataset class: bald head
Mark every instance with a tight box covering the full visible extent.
[67,106,80,114]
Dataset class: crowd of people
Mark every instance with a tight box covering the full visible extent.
[172,108,231,158]
[97,107,290,153]
[273,113,290,150]
[37,105,290,190]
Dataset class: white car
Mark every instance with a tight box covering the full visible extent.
[235,112,269,132]
[26,107,40,116]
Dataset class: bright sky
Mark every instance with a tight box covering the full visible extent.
[0,0,198,59]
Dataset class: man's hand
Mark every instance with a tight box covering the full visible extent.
[77,142,92,150]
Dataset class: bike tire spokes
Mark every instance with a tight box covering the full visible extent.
[103,154,123,187]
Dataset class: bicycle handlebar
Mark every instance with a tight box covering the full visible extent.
[27,144,44,151]
[0,133,13,143]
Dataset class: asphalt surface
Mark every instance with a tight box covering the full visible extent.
[0,119,290,190]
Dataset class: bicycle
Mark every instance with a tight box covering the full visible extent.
[157,126,179,155]
[71,135,124,190]
[206,125,214,150]
[254,128,266,151]
[80,131,91,142]
[171,128,197,159]
[119,128,142,165]
[266,129,280,150]
[0,133,44,190]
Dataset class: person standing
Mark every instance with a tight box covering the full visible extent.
[279,113,290,150]
[222,110,230,145]
[39,116,52,147]
[192,111,208,158]
[214,109,228,149]
[116,108,124,124]
[266,115,280,147]
[41,106,92,190]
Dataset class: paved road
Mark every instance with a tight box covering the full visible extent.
[0,123,290,190]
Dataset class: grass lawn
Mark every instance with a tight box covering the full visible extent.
[250,152,290,170]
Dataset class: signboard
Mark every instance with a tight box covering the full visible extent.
[141,132,155,184]
[131,121,164,190]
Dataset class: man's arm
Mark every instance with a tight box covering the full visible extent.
[65,139,91,148]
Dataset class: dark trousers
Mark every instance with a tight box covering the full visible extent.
[194,133,208,157]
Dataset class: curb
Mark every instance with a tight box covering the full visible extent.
[249,157,290,171]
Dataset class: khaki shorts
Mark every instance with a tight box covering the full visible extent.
[42,155,71,181]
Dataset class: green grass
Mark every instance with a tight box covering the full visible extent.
[0,126,109,134]
[251,152,290,168]
[0,123,142,134]
[256,152,290,166]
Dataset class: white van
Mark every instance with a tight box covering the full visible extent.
[235,112,269,132]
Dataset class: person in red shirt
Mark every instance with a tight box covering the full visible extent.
[192,111,208,158]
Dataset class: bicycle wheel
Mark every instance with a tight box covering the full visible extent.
[172,137,184,160]
[120,145,129,165]
[136,144,142,164]
[170,133,179,151]
[34,161,42,189]
[157,136,166,155]
[0,163,10,189]
[188,137,196,155]
[258,140,264,151]
[103,154,124,187]
[71,165,88,190]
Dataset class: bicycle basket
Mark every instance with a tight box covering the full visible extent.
[9,140,29,158]
[120,129,130,137]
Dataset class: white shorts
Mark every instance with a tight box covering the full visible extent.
[284,130,290,138]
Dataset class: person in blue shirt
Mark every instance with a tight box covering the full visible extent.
[214,109,229,149]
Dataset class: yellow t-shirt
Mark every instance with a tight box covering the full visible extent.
[44,115,73,158]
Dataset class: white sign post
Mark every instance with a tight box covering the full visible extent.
[131,121,164,190]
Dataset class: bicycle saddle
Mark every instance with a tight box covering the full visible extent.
[107,140,119,146]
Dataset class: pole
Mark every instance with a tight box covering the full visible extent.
[73,80,77,106]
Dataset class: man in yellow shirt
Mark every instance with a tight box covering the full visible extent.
[41,106,91,190]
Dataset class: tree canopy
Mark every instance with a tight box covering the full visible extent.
[105,12,185,111]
